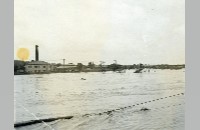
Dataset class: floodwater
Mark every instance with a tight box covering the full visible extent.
[14,69,185,130]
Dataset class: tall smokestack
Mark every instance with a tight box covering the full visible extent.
[35,45,39,61]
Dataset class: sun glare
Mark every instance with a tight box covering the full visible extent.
[17,48,30,61]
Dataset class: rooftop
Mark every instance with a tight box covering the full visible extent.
[26,61,50,65]
[57,65,76,69]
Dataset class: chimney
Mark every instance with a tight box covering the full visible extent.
[35,45,39,61]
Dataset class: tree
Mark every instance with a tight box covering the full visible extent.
[139,63,143,68]
[77,63,83,72]
[108,64,122,71]
[14,60,26,72]
[88,62,95,69]
[99,61,106,71]
[56,63,62,67]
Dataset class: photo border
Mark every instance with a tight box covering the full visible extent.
[0,0,198,129]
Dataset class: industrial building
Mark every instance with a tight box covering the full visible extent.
[25,45,52,74]
[56,63,77,72]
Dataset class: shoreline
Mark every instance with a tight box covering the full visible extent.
[14,68,185,75]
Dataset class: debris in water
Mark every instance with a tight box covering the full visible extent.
[140,107,150,111]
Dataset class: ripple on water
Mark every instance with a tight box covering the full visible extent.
[14,70,185,130]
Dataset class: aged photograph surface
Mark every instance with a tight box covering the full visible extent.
[14,0,185,130]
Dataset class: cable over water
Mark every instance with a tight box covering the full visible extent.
[15,93,184,128]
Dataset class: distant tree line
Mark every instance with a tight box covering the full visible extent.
[14,60,26,72]
[14,60,185,74]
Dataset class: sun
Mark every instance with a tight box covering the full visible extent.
[17,48,30,61]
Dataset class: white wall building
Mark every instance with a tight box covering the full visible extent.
[25,61,51,74]
[56,63,77,72]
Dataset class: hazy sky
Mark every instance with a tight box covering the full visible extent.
[14,0,185,65]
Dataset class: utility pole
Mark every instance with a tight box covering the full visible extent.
[62,59,65,65]
[100,61,105,65]
[100,61,106,72]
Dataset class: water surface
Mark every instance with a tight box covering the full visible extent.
[14,69,185,130]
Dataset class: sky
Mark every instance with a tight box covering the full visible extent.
[14,0,185,65]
